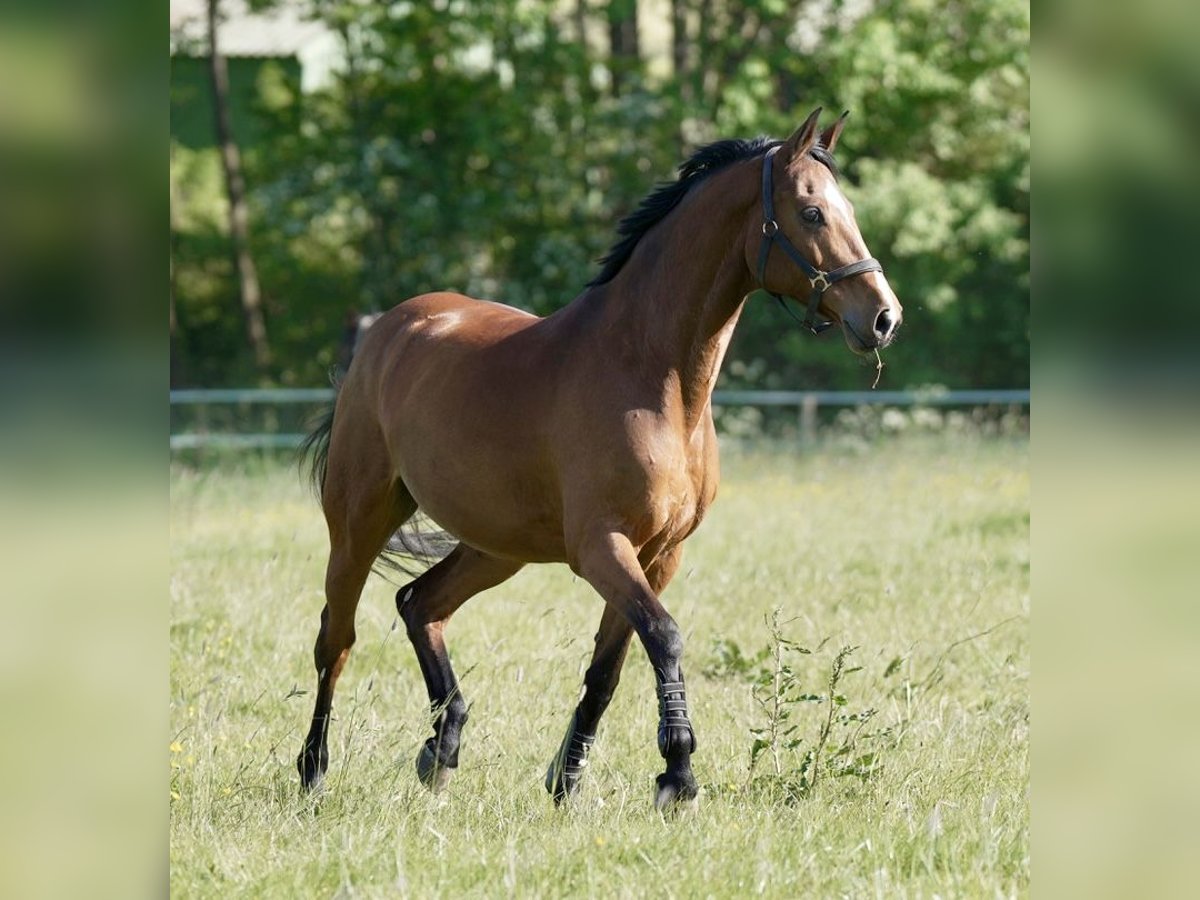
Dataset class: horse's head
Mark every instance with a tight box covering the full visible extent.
[748,108,902,355]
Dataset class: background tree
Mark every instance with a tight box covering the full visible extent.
[606,0,640,95]
[206,0,271,372]
[170,0,1028,394]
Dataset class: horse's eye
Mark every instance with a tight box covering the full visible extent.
[801,206,824,226]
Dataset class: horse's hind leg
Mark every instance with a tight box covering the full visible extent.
[297,457,415,791]
[396,544,523,791]
[547,545,682,803]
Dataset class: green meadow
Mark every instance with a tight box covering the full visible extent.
[170,434,1028,898]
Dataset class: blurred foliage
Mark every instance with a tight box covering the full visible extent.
[170,55,302,151]
[170,0,1028,390]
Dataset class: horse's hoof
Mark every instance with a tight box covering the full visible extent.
[654,773,699,813]
[416,742,454,793]
[299,778,327,804]
[297,749,327,793]
[298,766,321,793]
[545,761,582,804]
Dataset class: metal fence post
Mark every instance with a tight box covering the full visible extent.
[799,393,818,446]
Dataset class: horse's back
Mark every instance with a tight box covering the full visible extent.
[349,292,548,412]
[361,292,539,355]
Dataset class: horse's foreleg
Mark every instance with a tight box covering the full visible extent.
[398,544,523,791]
[573,535,696,810]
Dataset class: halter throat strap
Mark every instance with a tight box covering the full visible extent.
[755,144,883,334]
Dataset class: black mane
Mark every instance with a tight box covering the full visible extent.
[588,137,840,287]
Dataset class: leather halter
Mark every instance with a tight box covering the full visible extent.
[755,144,883,334]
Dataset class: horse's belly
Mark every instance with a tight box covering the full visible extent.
[414,490,567,563]
[397,442,567,564]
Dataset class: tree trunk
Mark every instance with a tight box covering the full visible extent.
[169,257,181,387]
[606,0,640,95]
[207,0,271,372]
[670,0,692,152]
[574,0,590,48]
[671,0,689,85]
[169,144,183,388]
[695,0,713,109]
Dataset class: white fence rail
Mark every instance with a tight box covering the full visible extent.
[169,387,1029,450]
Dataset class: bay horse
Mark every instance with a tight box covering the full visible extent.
[297,108,902,809]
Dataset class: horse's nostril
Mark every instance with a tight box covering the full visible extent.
[874,309,896,339]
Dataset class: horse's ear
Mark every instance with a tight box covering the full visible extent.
[782,107,823,161]
[819,110,850,153]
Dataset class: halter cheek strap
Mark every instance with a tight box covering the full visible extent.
[756,144,883,334]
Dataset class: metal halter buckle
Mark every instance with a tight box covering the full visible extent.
[762,219,779,237]
[810,271,830,292]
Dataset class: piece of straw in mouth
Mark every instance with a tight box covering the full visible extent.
[871,349,884,390]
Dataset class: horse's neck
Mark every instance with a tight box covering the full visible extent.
[601,164,758,427]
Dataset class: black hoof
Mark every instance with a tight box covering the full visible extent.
[654,772,699,812]
[545,759,585,805]
[416,740,454,792]
[297,746,327,792]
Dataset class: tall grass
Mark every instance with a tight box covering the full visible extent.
[170,434,1028,897]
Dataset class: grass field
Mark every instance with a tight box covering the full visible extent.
[170,434,1028,898]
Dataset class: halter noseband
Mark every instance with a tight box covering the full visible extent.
[755,144,883,334]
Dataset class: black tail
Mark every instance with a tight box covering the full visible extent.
[379,516,457,579]
[299,398,336,504]
[298,374,454,580]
